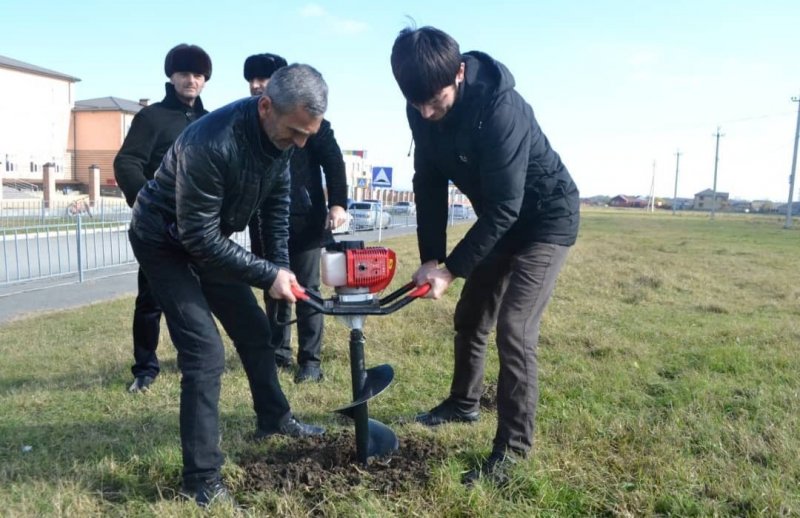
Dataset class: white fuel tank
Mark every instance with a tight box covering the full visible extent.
[321,249,347,287]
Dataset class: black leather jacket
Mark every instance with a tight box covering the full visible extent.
[130,97,292,290]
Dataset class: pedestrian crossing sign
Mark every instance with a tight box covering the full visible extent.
[371,167,392,188]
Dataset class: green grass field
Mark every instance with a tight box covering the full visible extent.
[1,209,799,517]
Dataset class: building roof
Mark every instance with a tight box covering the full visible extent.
[0,54,81,82]
[74,97,145,114]
[695,188,729,197]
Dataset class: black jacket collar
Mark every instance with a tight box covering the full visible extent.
[161,82,205,114]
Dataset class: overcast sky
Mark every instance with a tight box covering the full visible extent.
[3,0,799,201]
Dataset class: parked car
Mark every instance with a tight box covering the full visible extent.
[392,201,417,215]
[348,201,392,230]
[331,211,354,234]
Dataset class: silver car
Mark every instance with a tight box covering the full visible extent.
[349,201,392,230]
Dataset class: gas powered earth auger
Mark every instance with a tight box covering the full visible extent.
[276,240,430,464]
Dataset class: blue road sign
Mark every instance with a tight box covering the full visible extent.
[357,178,367,188]
[371,166,393,188]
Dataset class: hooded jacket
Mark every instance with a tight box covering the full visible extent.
[130,96,292,290]
[114,83,207,207]
[409,52,580,278]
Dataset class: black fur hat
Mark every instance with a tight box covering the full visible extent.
[164,44,212,80]
[243,53,288,81]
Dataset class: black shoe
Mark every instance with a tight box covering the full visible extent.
[275,357,295,373]
[414,399,479,426]
[128,375,155,393]
[180,477,238,508]
[294,363,323,383]
[462,449,520,486]
[254,416,326,440]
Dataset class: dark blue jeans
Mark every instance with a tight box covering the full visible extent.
[449,242,571,455]
[129,230,291,486]
[268,246,324,367]
[131,267,161,379]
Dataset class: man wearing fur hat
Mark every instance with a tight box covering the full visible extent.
[243,53,348,383]
[114,43,211,394]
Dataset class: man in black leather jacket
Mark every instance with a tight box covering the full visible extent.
[391,27,580,486]
[128,64,328,507]
[243,53,348,383]
[114,43,211,393]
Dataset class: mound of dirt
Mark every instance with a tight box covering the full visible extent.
[240,431,447,500]
[480,382,498,411]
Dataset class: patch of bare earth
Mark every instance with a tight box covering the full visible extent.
[240,430,447,502]
[480,382,498,411]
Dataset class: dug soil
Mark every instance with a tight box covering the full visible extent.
[240,431,447,503]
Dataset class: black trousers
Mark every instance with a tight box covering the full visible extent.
[131,267,161,378]
[267,247,324,367]
[449,242,570,455]
[250,217,325,367]
[129,230,291,485]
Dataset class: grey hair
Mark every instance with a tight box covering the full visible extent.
[264,63,328,116]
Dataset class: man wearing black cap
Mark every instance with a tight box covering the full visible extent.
[115,43,212,394]
[129,64,329,507]
[243,53,348,383]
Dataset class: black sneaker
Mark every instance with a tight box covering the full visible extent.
[180,477,238,508]
[128,375,155,393]
[254,416,326,440]
[414,399,479,426]
[462,449,520,486]
[294,363,323,383]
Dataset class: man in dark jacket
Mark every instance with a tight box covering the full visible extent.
[128,64,328,507]
[243,53,348,383]
[391,26,580,485]
[114,43,211,393]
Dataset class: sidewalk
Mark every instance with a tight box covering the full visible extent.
[0,222,430,326]
[0,264,139,325]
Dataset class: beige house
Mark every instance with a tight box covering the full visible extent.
[0,55,79,189]
[693,189,729,211]
[68,97,145,193]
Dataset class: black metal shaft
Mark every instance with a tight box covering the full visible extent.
[349,328,369,463]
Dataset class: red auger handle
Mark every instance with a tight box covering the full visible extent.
[291,284,310,301]
[408,283,432,298]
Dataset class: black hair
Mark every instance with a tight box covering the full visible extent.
[390,26,461,104]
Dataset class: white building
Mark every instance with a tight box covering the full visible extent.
[0,55,80,183]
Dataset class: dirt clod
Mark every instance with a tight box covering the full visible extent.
[240,431,447,502]
[480,382,498,411]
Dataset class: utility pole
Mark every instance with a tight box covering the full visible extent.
[672,150,681,215]
[784,95,800,229]
[710,127,724,220]
[648,160,656,212]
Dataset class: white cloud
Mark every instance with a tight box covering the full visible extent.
[299,4,326,18]
[331,18,368,35]
[298,4,368,35]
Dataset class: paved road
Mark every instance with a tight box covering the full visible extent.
[0,216,478,325]
[0,222,420,325]
[0,263,140,324]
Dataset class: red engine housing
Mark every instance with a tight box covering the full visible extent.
[345,248,396,293]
